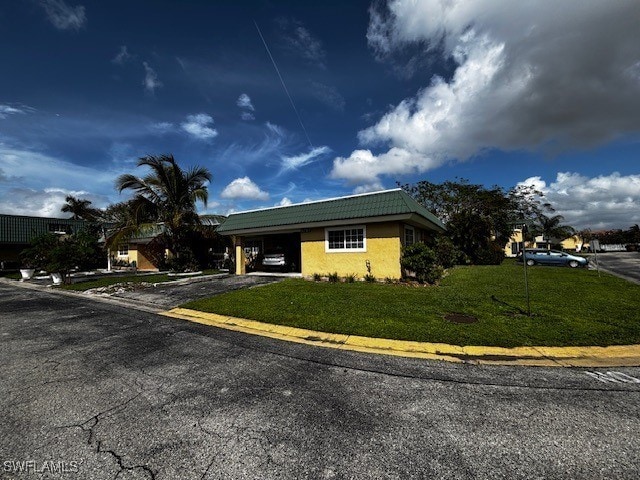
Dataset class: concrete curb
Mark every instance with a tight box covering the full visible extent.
[591,265,640,286]
[161,307,640,367]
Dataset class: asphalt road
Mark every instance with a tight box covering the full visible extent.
[590,251,640,284]
[2,283,640,479]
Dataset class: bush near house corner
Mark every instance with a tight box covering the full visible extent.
[401,243,445,284]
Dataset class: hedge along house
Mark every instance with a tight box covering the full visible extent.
[216,189,446,280]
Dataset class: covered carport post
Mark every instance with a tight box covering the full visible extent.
[234,236,246,275]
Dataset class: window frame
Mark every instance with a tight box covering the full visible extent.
[117,244,129,257]
[404,225,415,246]
[324,225,367,253]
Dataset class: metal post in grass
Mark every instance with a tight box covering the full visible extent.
[521,224,531,316]
[591,239,601,277]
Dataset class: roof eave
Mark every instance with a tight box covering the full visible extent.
[218,212,447,236]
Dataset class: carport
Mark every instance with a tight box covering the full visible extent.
[242,232,301,274]
[215,189,446,279]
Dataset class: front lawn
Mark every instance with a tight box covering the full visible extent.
[182,261,640,347]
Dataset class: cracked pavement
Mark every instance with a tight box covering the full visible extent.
[1,283,640,479]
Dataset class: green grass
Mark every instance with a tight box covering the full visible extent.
[62,274,175,291]
[0,271,22,280]
[182,261,640,347]
[201,269,222,275]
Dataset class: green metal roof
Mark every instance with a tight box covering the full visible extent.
[217,189,445,234]
[0,214,87,244]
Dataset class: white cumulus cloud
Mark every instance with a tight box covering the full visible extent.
[333,0,640,188]
[275,197,293,207]
[180,113,218,140]
[518,172,640,230]
[220,177,269,201]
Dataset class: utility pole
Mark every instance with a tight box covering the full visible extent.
[521,224,531,316]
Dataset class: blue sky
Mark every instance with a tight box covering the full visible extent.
[1,0,640,229]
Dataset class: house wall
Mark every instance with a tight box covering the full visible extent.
[504,229,525,257]
[560,235,584,251]
[300,221,402,279]
[504,230,586,256]
[108,244,163,271]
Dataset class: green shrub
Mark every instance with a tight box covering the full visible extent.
[432,235,463,268]
[473,243,506,265]
[345,273,356,283]
[20,233,60,270]
[167,248,200,272]
[328,272,339,283]
[401,243,444,284]
[312,272,322,282]
[364,273,376,283]
[384,276,394,284]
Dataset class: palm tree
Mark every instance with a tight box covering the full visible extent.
[61,195,98,221]
[534,213,575,250]
[115,154,212,257]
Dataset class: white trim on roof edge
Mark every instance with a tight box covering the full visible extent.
[226,188,403,216]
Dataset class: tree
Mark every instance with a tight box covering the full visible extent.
[114,154,212,262]
[61,195,99,221]
[533,214,575,250]
[401,179,518,264]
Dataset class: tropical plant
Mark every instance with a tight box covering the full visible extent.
[20,233,59,270]
[114,154,212,265]
[533,214,575,250]
[61,195,99,221]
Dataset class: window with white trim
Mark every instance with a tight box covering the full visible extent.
[117,244,129,256]
[325,226,366,252]
[404,226,415,246]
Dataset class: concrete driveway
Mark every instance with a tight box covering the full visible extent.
[591,251,640,284]
[105,274,282,309]
[2,283,640,479]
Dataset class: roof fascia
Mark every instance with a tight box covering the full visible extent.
[219,214,413,236]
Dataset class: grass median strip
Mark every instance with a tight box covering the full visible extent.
[181,261,640,347]
[61,274,176,291]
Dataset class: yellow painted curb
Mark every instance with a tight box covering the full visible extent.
[160,308,640,367]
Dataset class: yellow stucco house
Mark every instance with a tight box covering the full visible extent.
[216,189,445,280]
[107,215,226,271]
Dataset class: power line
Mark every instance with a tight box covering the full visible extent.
[254,20,314,149]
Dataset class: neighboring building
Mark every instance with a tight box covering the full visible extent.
[504,230,586,257]
[216,189,446,279]
[0,214,86,268]
[107,214,228,271]
[108,224,168,271]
